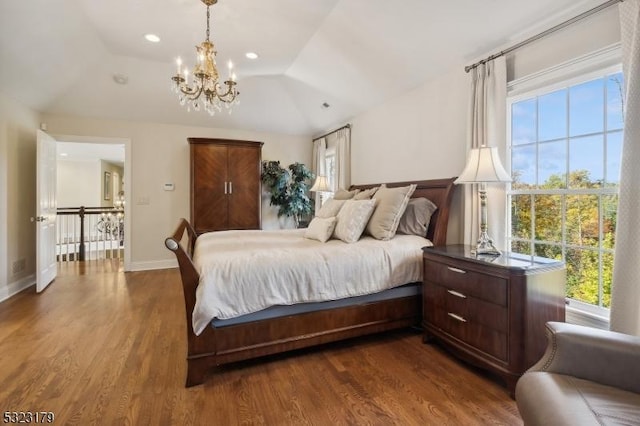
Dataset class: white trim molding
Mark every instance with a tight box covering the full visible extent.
[129,259,177,272]
[566,305,610,330]
[0,274,35,303]
[508,43,621,96]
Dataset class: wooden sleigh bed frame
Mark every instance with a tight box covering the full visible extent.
[166,178,456,386]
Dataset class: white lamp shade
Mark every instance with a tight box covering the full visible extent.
[310,175,330,192]
[454,146,511,184]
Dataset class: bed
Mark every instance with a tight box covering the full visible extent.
[166,178,456,386]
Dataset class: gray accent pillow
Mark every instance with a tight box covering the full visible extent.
[396,197,438,237]
[365,184,417,240]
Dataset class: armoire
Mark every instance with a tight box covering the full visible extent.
[188,138,263,234]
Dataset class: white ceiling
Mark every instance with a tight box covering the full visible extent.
[0,0,604,136]
[57,141,125,167]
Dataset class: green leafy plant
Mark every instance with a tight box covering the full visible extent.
[261,161,314,228]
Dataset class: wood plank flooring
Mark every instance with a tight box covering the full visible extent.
[0,261,523,425]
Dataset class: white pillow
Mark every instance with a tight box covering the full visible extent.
[352,186,380,200]
[366,184,417,240]
[316,199,346,218]
[333,188,359,200]
[304,217,337,243]
[333,199,377,243]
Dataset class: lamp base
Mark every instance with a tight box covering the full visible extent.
[474,230,501,256]
[471,184,502,257]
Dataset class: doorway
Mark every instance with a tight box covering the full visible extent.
[54,135,131,271]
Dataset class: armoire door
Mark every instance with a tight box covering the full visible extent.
[191,143,228,232]
[227,145,261,229]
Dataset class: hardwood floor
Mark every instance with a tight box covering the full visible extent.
[0,261,523,425]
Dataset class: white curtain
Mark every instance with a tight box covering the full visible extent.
[463,57,507,249]
[333,127,351,192]
[610,0,640,336]
[311,137,327,214]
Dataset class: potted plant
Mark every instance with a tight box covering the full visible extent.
[261,161,314,228]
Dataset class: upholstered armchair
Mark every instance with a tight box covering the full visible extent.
[516,322,640,425]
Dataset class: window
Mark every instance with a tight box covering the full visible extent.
[325,147,336,193]
[318,147,336,206]
[508,67,624,315]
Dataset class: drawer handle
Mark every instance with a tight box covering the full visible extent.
[447,289,467,299]
[447,266,466,274]
[447,312,467,323]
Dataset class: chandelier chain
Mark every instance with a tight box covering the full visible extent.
[206,5,210,41]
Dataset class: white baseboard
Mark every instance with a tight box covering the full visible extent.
[0,274,35,303]
[129,259,177,272]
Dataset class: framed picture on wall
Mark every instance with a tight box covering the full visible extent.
[104,171,112,200]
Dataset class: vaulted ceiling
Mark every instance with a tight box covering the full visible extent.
[0,0,604,136]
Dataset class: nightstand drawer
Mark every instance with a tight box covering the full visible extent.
[429,305,508,361]
[424,283,508,333]
[424,260,507,306]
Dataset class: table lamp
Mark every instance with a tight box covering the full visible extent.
[454,145,511,256]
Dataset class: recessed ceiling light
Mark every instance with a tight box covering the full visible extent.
[245,52,258,59]
[60,153,68,157]
[145,34,160,43]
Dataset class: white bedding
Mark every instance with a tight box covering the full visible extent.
[192,229,432,335]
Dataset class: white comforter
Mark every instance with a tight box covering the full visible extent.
[191,229,431,335]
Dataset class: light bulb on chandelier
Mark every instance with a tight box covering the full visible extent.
[171,0,239,116]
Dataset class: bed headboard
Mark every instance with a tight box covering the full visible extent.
[350,177,456,246]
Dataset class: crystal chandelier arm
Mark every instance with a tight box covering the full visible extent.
[172,73,206,101]
[213,80,239,103]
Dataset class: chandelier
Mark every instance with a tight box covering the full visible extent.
[171,0,239,115]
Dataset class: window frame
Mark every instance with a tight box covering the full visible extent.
[506,53,622,319]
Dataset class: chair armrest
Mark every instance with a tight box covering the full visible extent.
[528,322,640,394]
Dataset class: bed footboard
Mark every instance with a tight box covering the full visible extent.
[165,219,218,386]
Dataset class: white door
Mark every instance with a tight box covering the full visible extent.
[36,130,57,292]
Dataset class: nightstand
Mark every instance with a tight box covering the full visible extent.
[422,244,566,394]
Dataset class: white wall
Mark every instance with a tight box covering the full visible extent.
[350,65,469,244]
[42,114,312,270]
[0,91,40,301]
[100,160,124,208]
[57,159,101,207]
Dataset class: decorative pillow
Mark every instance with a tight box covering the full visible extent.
[316,199,346,218]
[365,184,417,240]
[352,186,380,200]
[333,199,377,243]
[333,188,360,200]
[396,197,438,237]
[304,217,337,243]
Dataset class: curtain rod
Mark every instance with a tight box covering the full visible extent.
[465,0,623,73]
[312,123,351,141]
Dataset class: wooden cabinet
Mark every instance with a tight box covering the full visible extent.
[188,138,263,234]
[422,245,565,394]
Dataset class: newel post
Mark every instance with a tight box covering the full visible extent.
[79,206,86,261]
